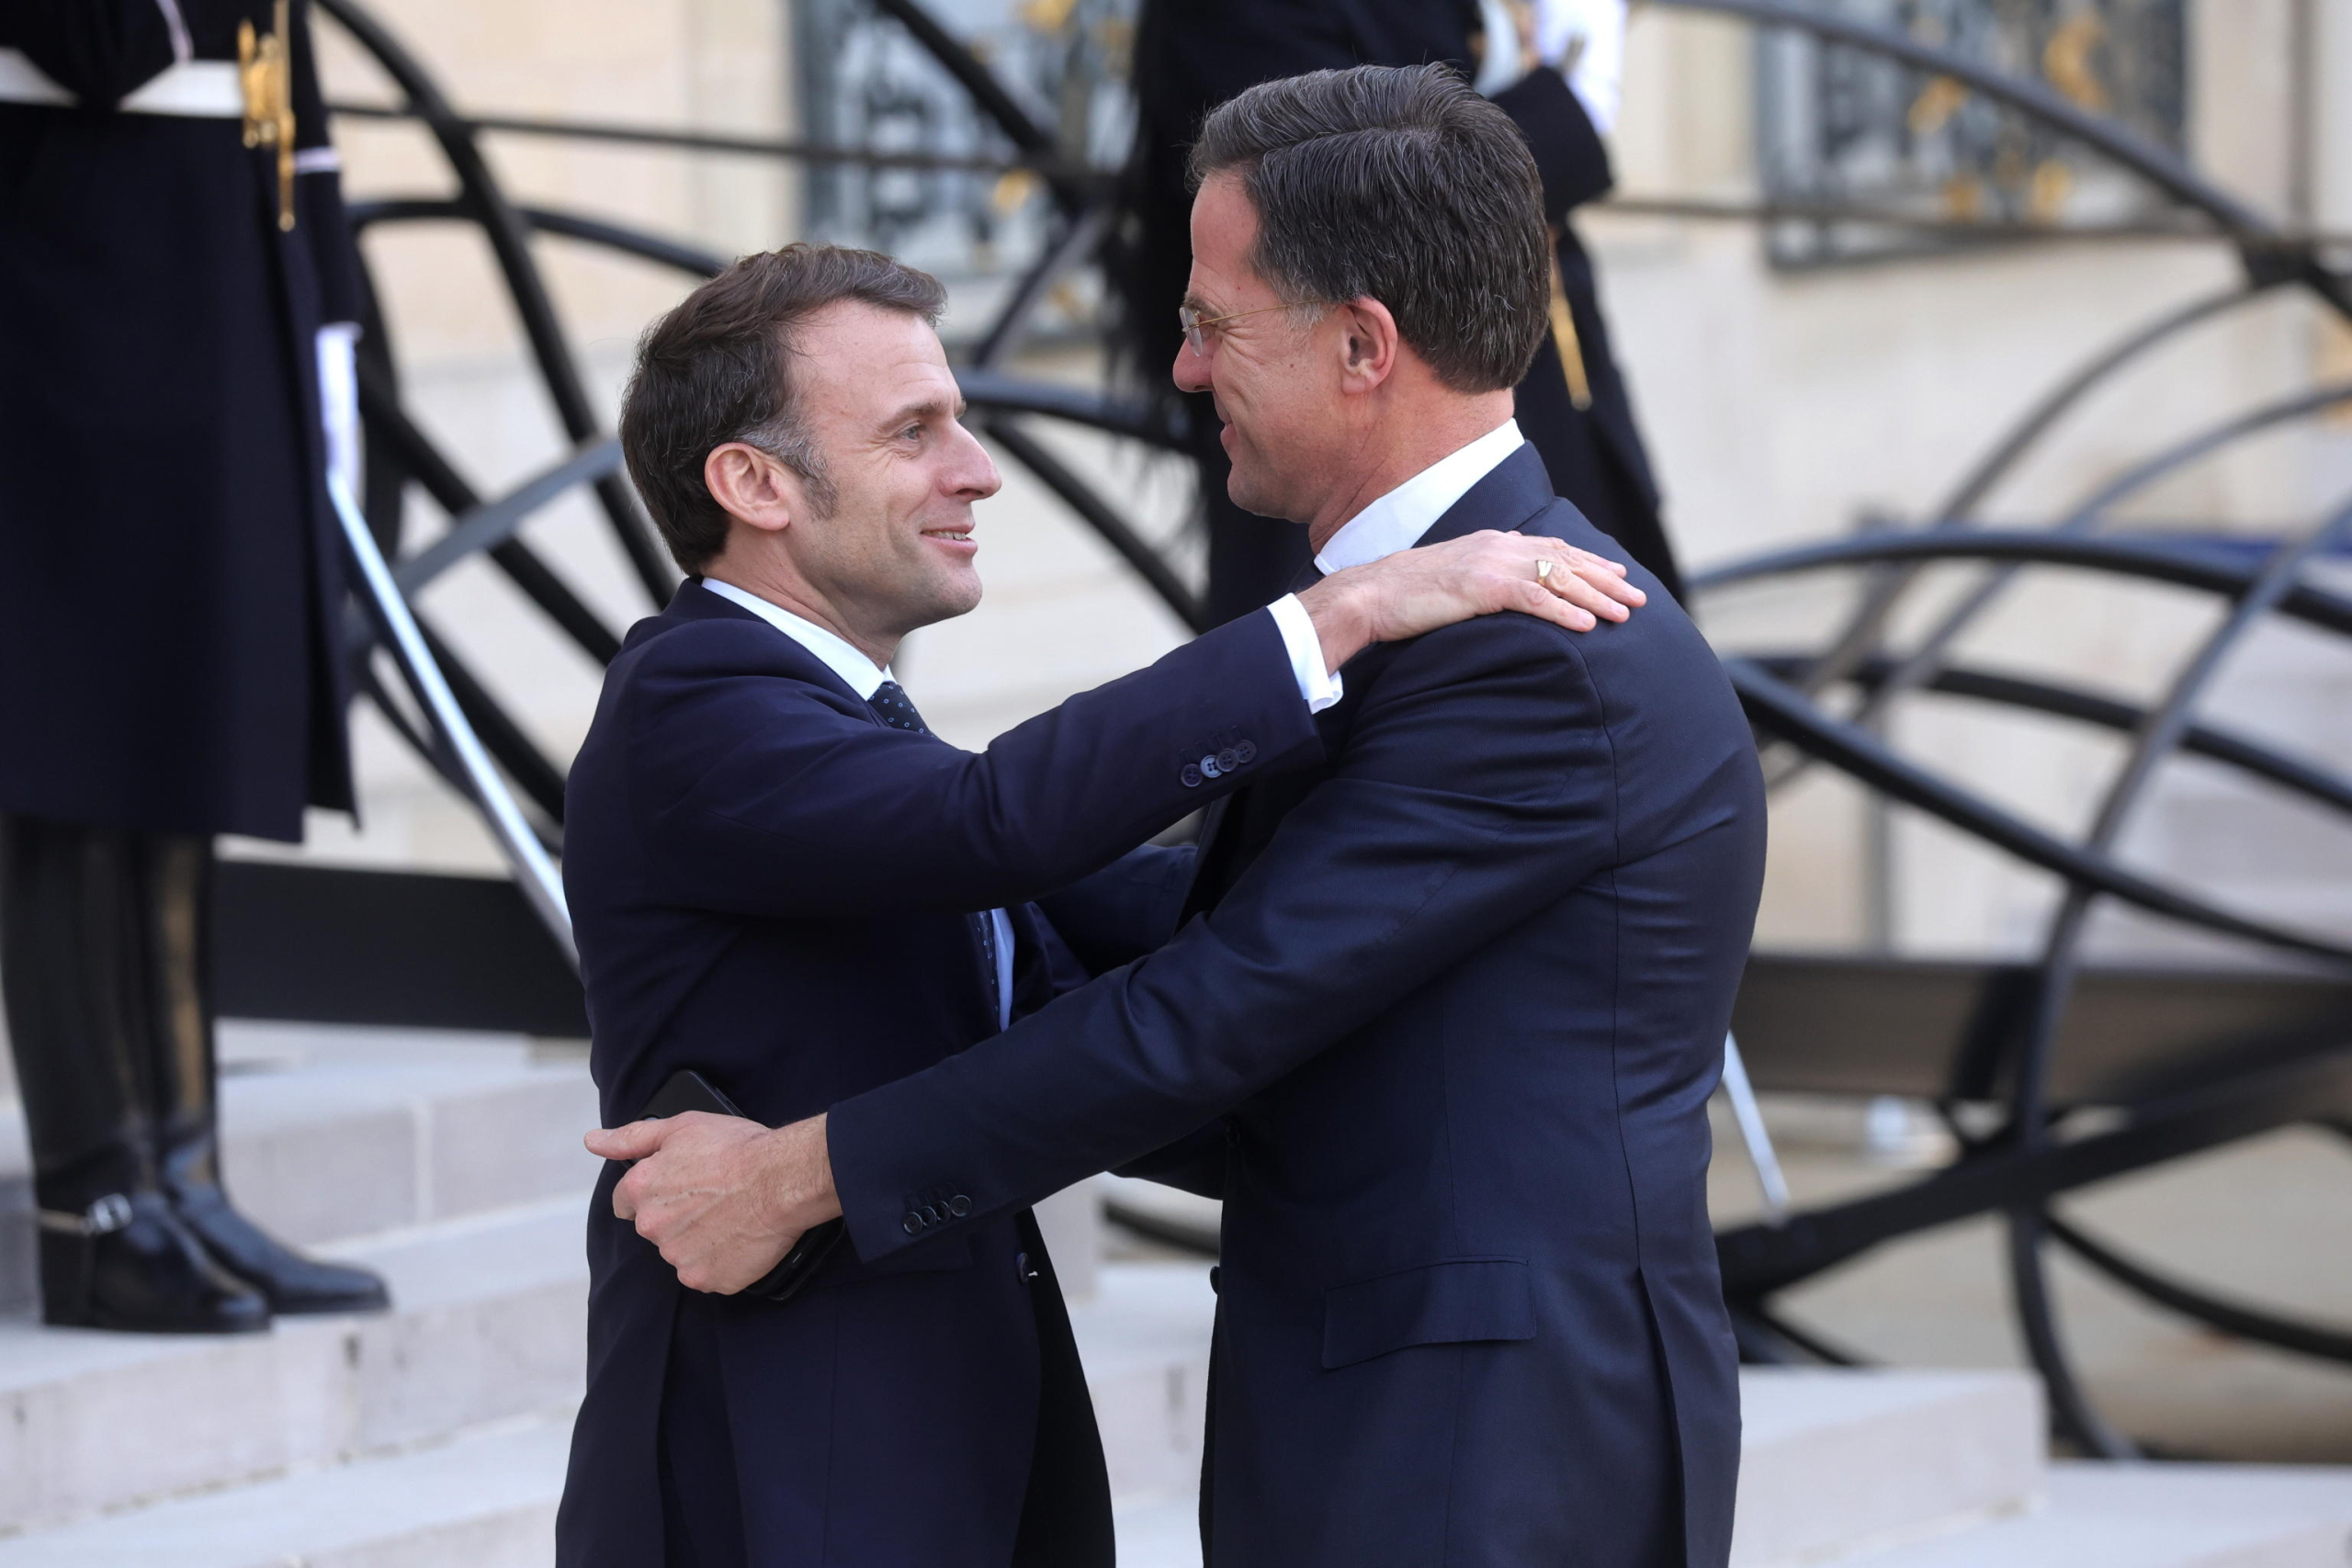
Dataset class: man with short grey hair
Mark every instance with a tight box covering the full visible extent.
[616,65,1764,1567]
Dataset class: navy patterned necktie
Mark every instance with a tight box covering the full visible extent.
[867,681,1001,1024]
[869,680,932,737]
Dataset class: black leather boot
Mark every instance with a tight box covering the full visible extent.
[2,815,269,1334]
[140,835,390,1316]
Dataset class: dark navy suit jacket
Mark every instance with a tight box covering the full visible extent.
[553,581,1324,1567]
[831,447,1767,1568]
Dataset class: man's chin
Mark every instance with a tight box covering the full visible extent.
[1223,470,1292,523]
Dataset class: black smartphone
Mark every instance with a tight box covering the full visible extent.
[636,1068,844,1304]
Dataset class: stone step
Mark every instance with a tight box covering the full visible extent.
[1064,1264,2051,1568]
[0,1023,601,1312]
[0,1263,1208,1567]
[0,1412,571,1568]
[3,1247,2341,1568]
[0,1196,586,1535]
[1825,1462,2352,1568]
[1731,1366,2042,1566]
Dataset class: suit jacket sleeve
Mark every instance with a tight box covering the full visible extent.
[628,608,1320,919]
[1032,843,1195,976]
[828,613,1627,1260]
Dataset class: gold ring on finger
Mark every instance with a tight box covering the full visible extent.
[1535,558,1554,583]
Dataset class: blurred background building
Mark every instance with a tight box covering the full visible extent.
[4,1,2352,1562]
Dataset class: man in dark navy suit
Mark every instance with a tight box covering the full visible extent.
[619,67,1765,1568]
[554,243,1641,1567]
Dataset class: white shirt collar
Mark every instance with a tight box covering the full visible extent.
[697,577,893,701]
[1312,419,1526,577]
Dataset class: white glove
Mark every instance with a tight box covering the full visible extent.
[315,321,362,503]
[1532,0,1628,135]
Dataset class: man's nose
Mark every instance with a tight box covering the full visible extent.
[1171,342,1210,394]
[949,423,1001,500]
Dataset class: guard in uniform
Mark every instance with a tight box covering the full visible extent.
[0,1,389,1331]
[1115,0,1680,622]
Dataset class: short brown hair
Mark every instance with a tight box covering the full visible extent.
[1189,64,1549,394]
[620,244,947,573]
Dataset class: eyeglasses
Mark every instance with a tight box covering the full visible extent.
[1178,299,1334,358]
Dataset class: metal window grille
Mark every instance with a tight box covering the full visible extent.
[1757,0,2189,267]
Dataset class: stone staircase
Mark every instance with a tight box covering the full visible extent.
[0,1024,2343,1565]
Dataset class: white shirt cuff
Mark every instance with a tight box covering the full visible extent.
[1266,594,1344,714]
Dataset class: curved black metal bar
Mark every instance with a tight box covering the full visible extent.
[1784,288,2269,706]
[350,197,733,280]
[329,100,1089,180]
[1694,532,2352,640]
[1725,657,2352,967]
[970,206,1114,370]
[1935,288,2272,532]
[865,0,1057,159]
[1746,654,2352,825]
[2002,491,2352,1451]
[1671,0,2351,729]
[956,368,1183,446]
[1843,380,2352,737]
[1986,495,2352,1453]
[318,0,674,604]
[980,417,1207,632]
[354,363,625,665]
[1719,1036,2352,1300]
[1102,1198,1218,1258]
[414,615,572,829]
[1731,1303,1867,1369]
[395,438,625,596]
[2045,1211,2352,1364]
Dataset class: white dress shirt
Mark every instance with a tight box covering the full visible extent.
[1314,419,1527,579]
[698,576,1344,1028]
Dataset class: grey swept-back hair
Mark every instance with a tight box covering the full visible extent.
[1187,62,1550,394]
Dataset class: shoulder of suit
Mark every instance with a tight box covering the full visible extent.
[1363,605,1596,697]
[612,612,861,703]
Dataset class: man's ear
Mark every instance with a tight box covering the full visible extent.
[703,441,806,538]
[1334,297,1400,397]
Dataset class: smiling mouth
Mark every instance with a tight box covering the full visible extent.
[922,526,975,545]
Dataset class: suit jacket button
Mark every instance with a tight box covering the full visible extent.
[1216,749,1239,773]
[1200,753,1221,779]
[1181,763,1203,787]
[1014,1249,1030,1284]
[902,1213,922,1235]
[1235,740,1256,763]
[947,1194,972,1217]
[920,1204,941,1224]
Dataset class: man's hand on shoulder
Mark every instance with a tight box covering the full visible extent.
[585,1111,842,1294]
[1298,530,1643,670]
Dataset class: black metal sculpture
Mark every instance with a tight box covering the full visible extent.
[277,0,2352,1458]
